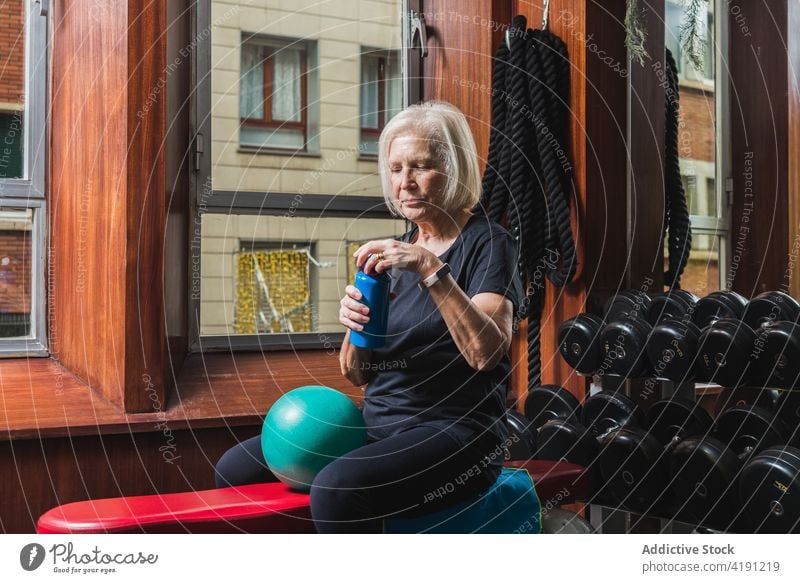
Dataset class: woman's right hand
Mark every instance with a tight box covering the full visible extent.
[339,285,370,332]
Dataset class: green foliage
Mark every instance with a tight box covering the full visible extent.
[625,0,650,66]
[625,0,708,71]
[680,0,708,72]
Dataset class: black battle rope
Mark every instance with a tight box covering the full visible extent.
[480,41,509,215]
[664,48,692,289]
[480,15,576,389]
[530,28,576,286]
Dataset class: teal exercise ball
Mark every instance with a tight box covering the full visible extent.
[261,385,367,492]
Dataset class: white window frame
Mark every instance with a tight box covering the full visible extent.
[0,1,48,357]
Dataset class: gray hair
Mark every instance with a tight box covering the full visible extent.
[378,101,481,218]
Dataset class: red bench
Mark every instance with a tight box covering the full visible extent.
[37,460,590,534]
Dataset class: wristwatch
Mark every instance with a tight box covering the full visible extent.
[418,263,451,290]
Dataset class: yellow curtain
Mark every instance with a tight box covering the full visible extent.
[235,250,312,334]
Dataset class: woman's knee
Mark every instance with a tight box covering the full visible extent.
[309,457,362,512]
[214,435,274,488]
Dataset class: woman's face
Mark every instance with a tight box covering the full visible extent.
[387,135,447,221]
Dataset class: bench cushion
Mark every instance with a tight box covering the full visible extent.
[384,467,541,533]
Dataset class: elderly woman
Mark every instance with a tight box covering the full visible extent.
[310,101,524,532]
[214,101,523,533]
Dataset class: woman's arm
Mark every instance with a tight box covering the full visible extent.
[424,262,514,371]
[339,328,375,387]
[352,240,514,372]
[338,283,376,387]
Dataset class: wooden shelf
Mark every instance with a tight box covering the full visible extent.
[0,351,360,441]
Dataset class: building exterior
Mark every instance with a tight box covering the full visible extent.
[201,0,406,336]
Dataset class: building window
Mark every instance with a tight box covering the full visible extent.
[234,243,315,334]
[360,49,402,156]
[239,37,311,151]
[664,0,728,296]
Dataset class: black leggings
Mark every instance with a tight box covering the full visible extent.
[214,426,501,533]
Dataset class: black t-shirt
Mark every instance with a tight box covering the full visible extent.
[362,206,525,448]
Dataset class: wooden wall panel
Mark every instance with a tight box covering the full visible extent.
[628,2,665,290]
[0,426,262,533]
[50,0,168,412]
[50,0,129,405]
[788,1,800,300]
[421,0,509,165]
[729,0,789,296]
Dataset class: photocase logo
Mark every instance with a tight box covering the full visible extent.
[20,543,46,571]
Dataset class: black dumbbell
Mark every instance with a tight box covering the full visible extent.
[743,291,800,330]
[693,290,748,329]
[596,397,712,514]
[523,385,587,464]
[773,390,800,444]
[646,290,699,327]
[536,391,643,503]
[647,317,703,382]
[504,409,537,461]
[557,313,605,375]
[669,404,792,530]
[524,384,582,431]
[739,444,800,533]
[695,318,758,387]
[752,321,800,389]
[603,290,652,323]
[598,315,653,378]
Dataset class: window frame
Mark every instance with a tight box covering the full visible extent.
[191,0,414,354]
[0,2,48,357]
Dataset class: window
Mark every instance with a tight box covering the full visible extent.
[239,36,315,151]
[196,0,411,352]
[663,0,729,296]
[360,49,402,155]
[0,1,47,357]
[665,0,715,84]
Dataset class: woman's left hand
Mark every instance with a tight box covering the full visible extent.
[353,239,441,278]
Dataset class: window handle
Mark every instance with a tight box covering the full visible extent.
[34,0,48,17]
[408,9,427,58]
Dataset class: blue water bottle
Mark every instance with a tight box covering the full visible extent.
[350,255,390,348]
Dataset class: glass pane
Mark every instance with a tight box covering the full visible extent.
[0,1,26,179]
[360,55,380,129]
[199,213,407,336]
[0,207,33,338]
[271,48,302,122]
[239,43,264,119]
[211,0,403,182]
[665,0,717,220]
[240,125,304,150]
[665,233,720,297]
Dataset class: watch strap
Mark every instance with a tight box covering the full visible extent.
[418,263,451,290]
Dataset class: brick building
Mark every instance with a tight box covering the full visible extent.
[0,0,30,337]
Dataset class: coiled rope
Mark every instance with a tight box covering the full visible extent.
[479,15,576,390]
[663,48,692,289]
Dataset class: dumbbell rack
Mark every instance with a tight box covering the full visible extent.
[586,373,720,534]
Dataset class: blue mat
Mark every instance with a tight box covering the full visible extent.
[384,467,541,534]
